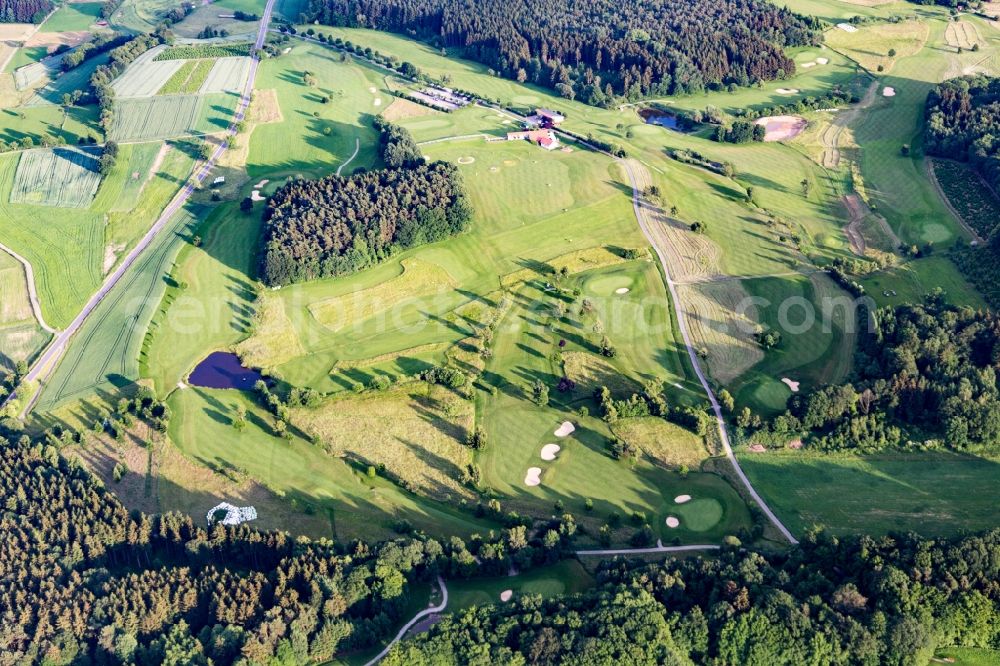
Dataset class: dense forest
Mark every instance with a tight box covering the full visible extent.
[306,0,820,104]
[387,529,1000,664]
[261,122,472,285]
[925,75,1000,202]
[0,0,52,23]
[747,297,1000,453]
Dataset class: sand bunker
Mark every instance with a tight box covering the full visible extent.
[674,495,692,504]
[816,57,830,64]
[524,467,542,487]
[373,98,382,106]
[250,190,265,202]
[836,23,857,33]
[369,86,377,93]
[781,377,800,392]
[457,156,476,164]
[254,179,269,188]
[666,516,680,528]
[754,115,807,142]
[615,287,630,294]
[503,159,517,166]
[500,590,513,602]
[554,421,576,437]
[540,444,561,461]
[883,87,896,97]
[776,88,800,94]
[801,62,816,69]
[748,443,767,453]
[489,166,499,172]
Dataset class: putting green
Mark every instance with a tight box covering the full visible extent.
[584,272,634,297]
[675,498,724,532]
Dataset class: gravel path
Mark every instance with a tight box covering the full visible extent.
[0,241,57,334]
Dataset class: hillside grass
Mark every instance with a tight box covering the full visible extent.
[739,449,1000,537]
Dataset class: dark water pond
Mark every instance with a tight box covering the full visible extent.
[189,352,262,390]
[638,108,685,131]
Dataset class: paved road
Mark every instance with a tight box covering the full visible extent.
[3,0,276,414]
[364,575,448,666]
[618,157,798,545]
[0,242,56,334]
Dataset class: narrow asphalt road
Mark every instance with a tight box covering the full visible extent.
[6,0,276,413]
[0,242,57,334]
[363,575,448,666]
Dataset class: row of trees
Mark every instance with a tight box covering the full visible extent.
[261,121,473,285]
[749,296,1000,453]
[306,0,820,104]
[388,528,1000,664]
[89,32,166,131]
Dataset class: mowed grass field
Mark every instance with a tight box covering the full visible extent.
[860,255,987,309]
[40,2,103,31]
[739,449,1000,538]
[824,19,930,73]
[447,559,594,612]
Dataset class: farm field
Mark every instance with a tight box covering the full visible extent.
[0,250,49,371]
[156,59,215,95]
[109,92,240,141]
[199,56,252,93]
[40,2,103,31]
[9,146,102,207]
[739,449,1000,537]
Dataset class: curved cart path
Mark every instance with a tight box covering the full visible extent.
[0,242,57,334]
[5,0,277,414]
[364,575,448,666]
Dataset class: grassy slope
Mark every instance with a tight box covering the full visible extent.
[0,250,49,370]
[40,2,103,31]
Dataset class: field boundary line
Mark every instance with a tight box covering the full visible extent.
[0,241,57,334]
[363,575,447,666]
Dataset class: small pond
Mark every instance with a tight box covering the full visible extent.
[638,108,687,131]
[188,351,263,390]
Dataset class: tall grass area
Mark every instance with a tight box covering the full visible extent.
[0,251,49,370]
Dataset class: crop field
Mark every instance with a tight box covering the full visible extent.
[111,46,182,97]
[824,19,929,73]
[155,59,214,95]
[109,92,240,141]
[40,2,103,31]
[154,43,253,60]
[930,158,1000,239]
[739,449,1000,537]
[0,251,49,371]
[199,56,252,93]
[9,146,103,207]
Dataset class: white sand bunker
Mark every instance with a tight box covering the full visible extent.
[666,516,680,528]
[369,86,377,93]
[500,589,513,602]
[883,87,896,97]
[541,444,561,460]
[254,179,269,188]
[801,62,816,69]
[836,23,857,33]
[554,421,576,437]
[755,115,807,142]
[674,494,692,504]
[776,88,800,94]
[373,98,382,106]
[457,156,476,164]
[816,57,829,64]
[489,166,499,172]
[524,467,542,486]
[250,190,265,202]
[615,287,630,294]
[781,377,800,392]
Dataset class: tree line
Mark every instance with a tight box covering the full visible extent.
[925,74,1000,220]
[306,0,820,104]
[0,0,52,23]
[387,528,1000,664]
[743,296,1000,453]
[260,121,473,285]
[88,32,166,131]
